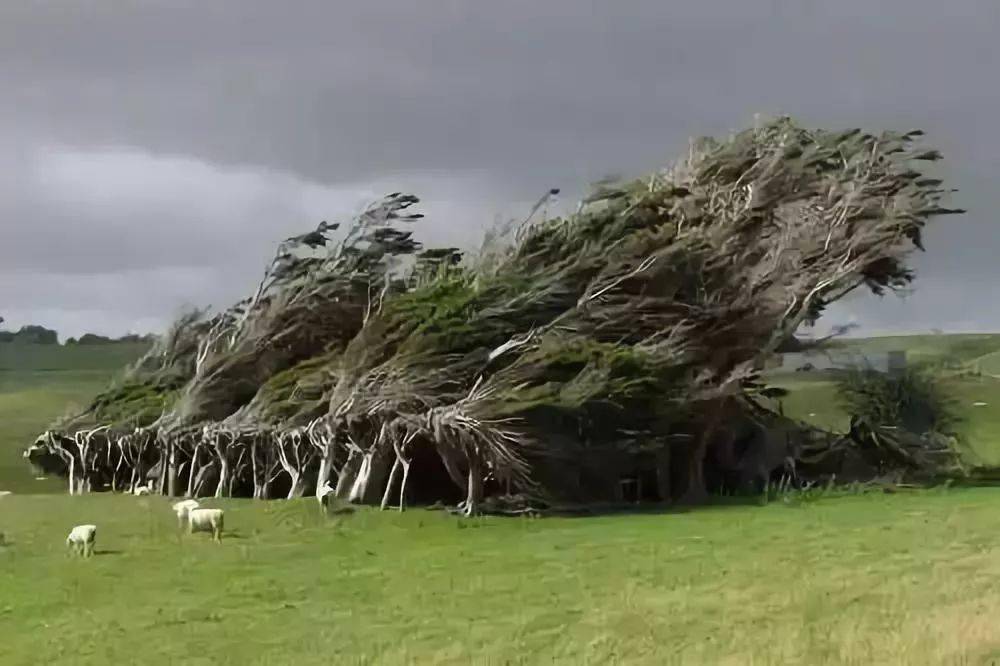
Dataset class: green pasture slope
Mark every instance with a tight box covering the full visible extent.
[7,337,1000,663]
[0,342,148,493]
[768,333,1000,465]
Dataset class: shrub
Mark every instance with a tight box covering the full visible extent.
[835,366,958,436]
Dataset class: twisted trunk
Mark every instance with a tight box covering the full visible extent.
[335,450,361,500]
[380,456,402,510]
[187,441,202,498]
[166,438,179,498]
[462,454,483,517]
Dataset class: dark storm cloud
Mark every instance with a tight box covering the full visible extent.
[1,0,999,337]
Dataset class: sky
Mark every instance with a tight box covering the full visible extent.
[2,1,999,340]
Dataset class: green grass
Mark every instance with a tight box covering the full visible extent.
[5,489,1000,664]
[0,343,148,493]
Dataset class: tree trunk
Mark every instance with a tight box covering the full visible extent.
[158,451,168,496]
[251,440,263,499]
[187,445,200,498]
[282,472,303,499]
[462,456,483,517]
[348,452,373,503]
[167,440,178,498]
[314,441,336,499]
[67,456,76,495]
[335,450,361,500]
[215,458,229,498]
[192,461,215,497]
[380,456,402,510]
[399,459,411,512]
[680,401,726,505]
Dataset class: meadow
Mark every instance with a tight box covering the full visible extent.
[6,336,1000,664]
[6,489,1000,664]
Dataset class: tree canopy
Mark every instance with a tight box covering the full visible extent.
[28,117,964,510]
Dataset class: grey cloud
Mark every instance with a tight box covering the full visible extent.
[1,1,999,337]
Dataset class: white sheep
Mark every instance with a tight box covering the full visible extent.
[66,524,97,558]
[172,499,201,528]
[133,485,152,496]
[187,508,224,542]
[0,491,12,498]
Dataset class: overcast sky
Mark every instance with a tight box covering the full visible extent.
[2,1,999,339]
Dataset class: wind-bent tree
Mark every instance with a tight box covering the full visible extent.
[28,117,963,509]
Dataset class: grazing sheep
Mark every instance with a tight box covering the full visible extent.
[66,524,97,558]
[317,481,335,510]
[187,508,224,542]
[0,491,11,498]
[133,485,152,496]
[172,499,200,528]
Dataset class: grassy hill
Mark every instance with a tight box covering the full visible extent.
[0,342,148,493]
[766,334,1000,466]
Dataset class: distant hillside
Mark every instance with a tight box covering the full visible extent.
[0,341,152,377]
[0,341,151,493]
[828,333,1000,365]
[0,323,156,347]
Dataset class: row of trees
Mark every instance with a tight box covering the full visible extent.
[25,117,964,512]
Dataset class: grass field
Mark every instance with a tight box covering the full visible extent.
[6,337,1000,664]
[6,489,1000,664]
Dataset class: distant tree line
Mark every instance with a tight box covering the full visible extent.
[0,323,155,346]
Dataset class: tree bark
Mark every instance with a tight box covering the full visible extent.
[215,458,229,498]
[67,455,76,495]
[187,443,201,498]
[311,441,334,497]
[192,461,215,497]
[380,456,402,510]
[462,455,483,517]
[680,401,726,505]
[398,458,411,512]
[348,452,373,503]
[167,439,178,498]
[335,450,361,500]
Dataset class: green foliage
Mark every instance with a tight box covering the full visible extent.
[89,381,179,429]
[248,348,341,424]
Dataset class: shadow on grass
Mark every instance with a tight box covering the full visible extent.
[93,549,124,556]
